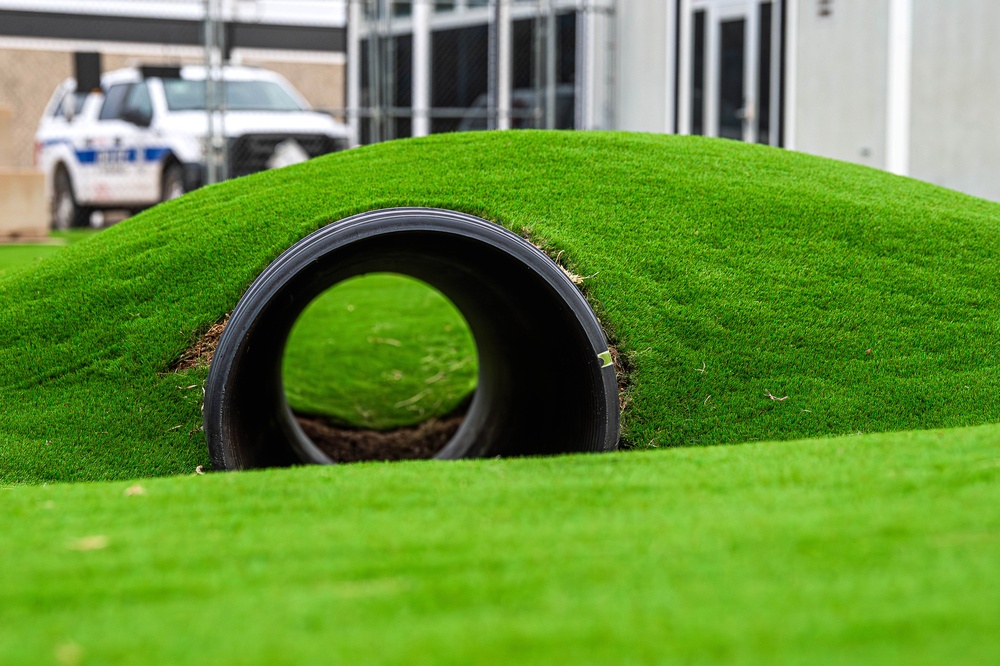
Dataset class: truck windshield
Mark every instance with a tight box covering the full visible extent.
[162,79,305,112]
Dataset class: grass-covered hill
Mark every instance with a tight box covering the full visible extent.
[2,131,999,484]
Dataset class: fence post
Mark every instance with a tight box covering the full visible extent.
[413,0,431,137]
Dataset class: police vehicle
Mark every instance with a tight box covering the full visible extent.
[35,65,349,229]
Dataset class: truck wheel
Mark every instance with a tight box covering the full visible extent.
[51,169,91,230]
[162,163,185,201]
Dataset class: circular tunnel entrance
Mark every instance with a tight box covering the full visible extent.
[204,208,620,470]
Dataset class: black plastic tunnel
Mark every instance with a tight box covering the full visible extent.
[204,208,620,469]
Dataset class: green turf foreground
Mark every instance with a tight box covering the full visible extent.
[1,131,1000,483]
[1,426,997,664]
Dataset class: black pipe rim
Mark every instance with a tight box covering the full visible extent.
[203,207,620,470]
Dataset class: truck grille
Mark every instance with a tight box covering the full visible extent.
[228,134,343,179]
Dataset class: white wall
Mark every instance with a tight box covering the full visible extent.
[792,0,1000,202]
[791,0,889,169]
[612,0,1000,203]
[909,0,1000,202]
[615,0,670,133]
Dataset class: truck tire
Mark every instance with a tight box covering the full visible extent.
[51,168,92,230]
[161,162,185,202]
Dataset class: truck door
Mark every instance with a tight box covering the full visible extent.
[89,81,158,206]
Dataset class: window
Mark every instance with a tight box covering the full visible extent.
[161,79,304,112]
[123,82,152,119]
[757,1,773,144]
[99,83,130,120]
[691,10,706,135]
[53,92,86,119]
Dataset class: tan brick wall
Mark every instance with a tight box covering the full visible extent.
[0,169,48,240]
[0,106,13,167]
[0,49,73,168]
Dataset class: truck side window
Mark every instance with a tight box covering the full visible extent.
[123,82,153,119]
[99,84,131,121]
[52,91,86,120]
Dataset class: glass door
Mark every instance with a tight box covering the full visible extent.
[684,0,781,146]
[717,10,748,140]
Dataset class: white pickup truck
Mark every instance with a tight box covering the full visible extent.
[35,65,349,229]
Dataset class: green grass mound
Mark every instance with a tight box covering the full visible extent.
[1,131,999,484]
[2,425,998,663]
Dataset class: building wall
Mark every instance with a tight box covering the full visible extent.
[791,0,889,169]
[615,0,669,133]
[0,48,69,168]
[910,0,1000,202]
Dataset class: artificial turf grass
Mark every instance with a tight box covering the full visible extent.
[1,424,998,665]
[283,273,477,429]
[0,230,95,275]
[0,245,64,275]
[2,130,1000,484]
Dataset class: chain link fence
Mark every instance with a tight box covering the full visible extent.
[350,0,615,146]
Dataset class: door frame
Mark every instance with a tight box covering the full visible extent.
[676,0,783,146]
